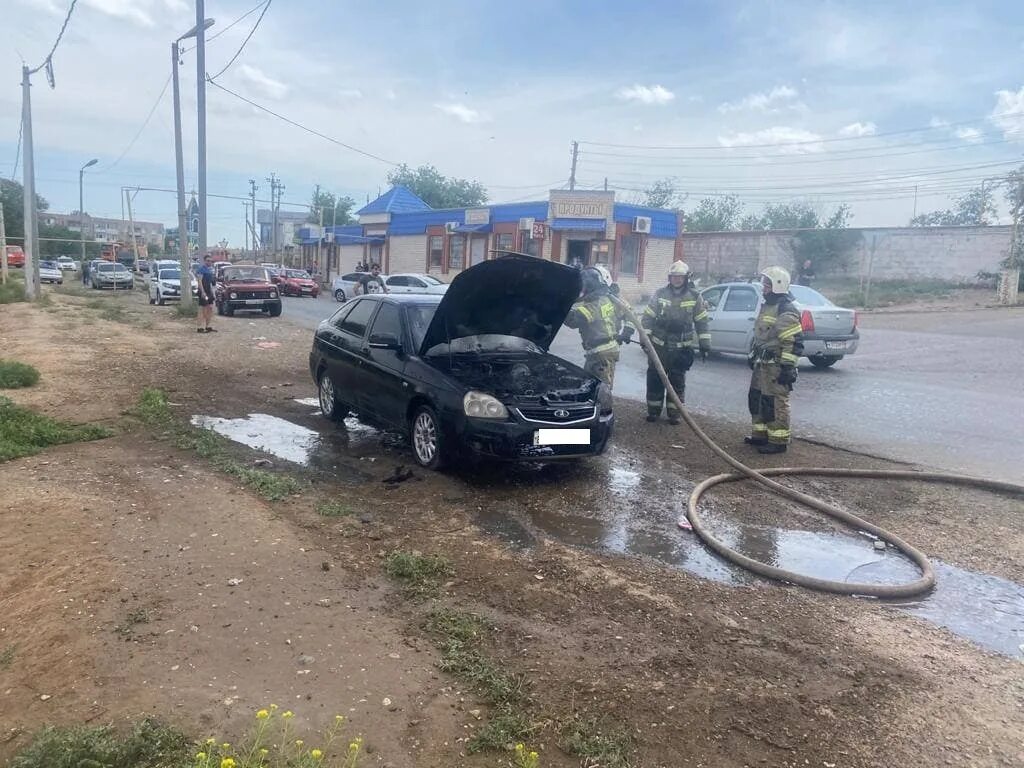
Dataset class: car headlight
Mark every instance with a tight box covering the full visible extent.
[597,383,613,414]
[463,391,508,419]
[229,292,237,299]
[269,290,278,297]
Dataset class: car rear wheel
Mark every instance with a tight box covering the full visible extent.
[268,303,282,317]
[156,292,165,306]
[318,371,348,421]
[810,355,841,369]
[411,405,447,470]
[334,289,346,302]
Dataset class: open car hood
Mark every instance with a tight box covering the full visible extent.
[419,253,581,356]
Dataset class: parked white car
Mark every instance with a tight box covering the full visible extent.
[332,271,382,302]
[56,256,79,271]
[384,273,448,295]
[39,260,64,284]
[149,266,198,305]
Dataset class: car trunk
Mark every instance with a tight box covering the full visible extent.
[807,307,856,335]
[428,353,598,405]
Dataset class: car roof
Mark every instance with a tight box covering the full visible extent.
[352,293,443,305]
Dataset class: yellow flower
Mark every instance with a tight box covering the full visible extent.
[221,743,231,751]
[195,752,207,761]
[311,749,323,760]
[516,743,525,752]
[282,710,294,719]
[270,703,279,711]
[205,738,216,746]
[334,714,344,722]
[295,740,304,748]
[530,752,539,760]
[220,759,236,768]
[259,748,268,756]
[256,709,270,720]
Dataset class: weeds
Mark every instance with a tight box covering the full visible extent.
[0,396,111,462]
[174,302,198,318]
[558,715,635,768]
[826,278,959,308]
[384,551,454,598]
[115,608,151,636]
[9,718,191,768]
[317,500,355,517]
[0,279,26,304]
[134,389,301,501]
[0,644,15,669]
[0,360,40,389]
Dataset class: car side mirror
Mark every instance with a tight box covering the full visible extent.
[368,333,402,351]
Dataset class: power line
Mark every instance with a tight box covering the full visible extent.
[10,119,22,179]
[99,75,172,173]
[208,0,273,81]
[207,78,401,166]
[30,0,78,74]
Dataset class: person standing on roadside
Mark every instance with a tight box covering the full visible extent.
[563,265,634,388]
[357,263,388,295]
[195,254,217,333]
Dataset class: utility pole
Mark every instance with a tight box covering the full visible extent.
[125,188,141,272]
[568,140,579,192]
[313,183,321,273]
[172,38,192,307]
[196,0,208,263]
[21,65,39,300]
[249,179,258,257]
[79,158,97,266]
[266,173,280,259]
[0,199,8,285]
[603,177,608,192]
[912,185,918,220]
[243,201,250,257]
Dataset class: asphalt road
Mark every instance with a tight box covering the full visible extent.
[281,294,1024,481]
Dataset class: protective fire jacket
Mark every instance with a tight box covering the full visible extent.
[752,293,804,365]
[641,285,711,351]
[564,293,634,356]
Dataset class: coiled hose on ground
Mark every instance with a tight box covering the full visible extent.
[612,296,1024,598]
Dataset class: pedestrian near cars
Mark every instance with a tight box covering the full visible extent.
[746,266,804,454]
[563,265,635,387]
[796,258,815,286]
[356,263,388,295]
[641,260,711,424]
[195,254,217,333]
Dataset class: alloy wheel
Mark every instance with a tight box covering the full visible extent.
[413,412,437,464]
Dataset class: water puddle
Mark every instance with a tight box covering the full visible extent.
[294,397,320,408]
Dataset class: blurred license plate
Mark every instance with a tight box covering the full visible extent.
[533,429,590,446]
[825,341,848,350]
[302,287,312,291]
[245,299,261,304]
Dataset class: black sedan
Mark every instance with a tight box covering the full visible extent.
[308,254,614,469]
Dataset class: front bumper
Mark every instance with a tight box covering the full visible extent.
[450,410,614,461]
[802,331,859,358]
[223,297,281,310]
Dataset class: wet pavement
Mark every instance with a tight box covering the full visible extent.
[281,296,1024,480]
[192,408,1024,659]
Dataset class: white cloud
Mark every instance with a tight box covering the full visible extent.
[616,84,675,105]
[718,126,824,154]
[954,126,984,144]
[434,102,487,124]
[929,116,949,129]
[989,86,1024,141]
[83,0,156,27]
[838,121,877,137]
[719,85,801,113]
[237,64,289,100]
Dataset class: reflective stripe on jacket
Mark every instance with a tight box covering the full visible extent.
[641,285,711,350]
[565,294,632,355]
[752,295,804,364]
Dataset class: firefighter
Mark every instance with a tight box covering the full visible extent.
[563,266,635,387]
[642,260,710,424]
[746,266,804,454]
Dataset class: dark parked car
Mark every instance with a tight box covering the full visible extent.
[215,265,282,317]
[309,254,614,469]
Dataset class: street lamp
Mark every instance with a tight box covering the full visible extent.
[78,158,97,267]
[172,16,214,307]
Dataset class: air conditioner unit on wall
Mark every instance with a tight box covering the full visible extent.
[519,217,535,231]
[445,221,460,233]
[633,216,652,234]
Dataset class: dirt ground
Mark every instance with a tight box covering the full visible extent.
[1,288,1022,768]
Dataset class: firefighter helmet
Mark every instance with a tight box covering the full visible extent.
[668,260,690,277]
[592,264,612,287]
[760,266,791,294]
[580,267,608,296]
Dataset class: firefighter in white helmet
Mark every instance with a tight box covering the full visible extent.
[746,266,804,453]
[564,265,635,387]
[640,260,710,424]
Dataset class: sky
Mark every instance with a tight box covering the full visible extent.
[2,0,1024,246]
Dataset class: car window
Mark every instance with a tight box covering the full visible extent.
[421,275,443,285]
[338,299,377,338]
[386,276,409,287]
[723,287,759,312]
[369,302,402,342]
[342,272,363,282]
[701,287,725,310]
[409,278,427,288]
[789,285,833,306]
[158,270,181,280]
[406,304,438,350]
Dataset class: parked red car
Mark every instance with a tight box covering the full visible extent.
[4,246,25,268]
[215,265,282,317]
[278,268,320,298]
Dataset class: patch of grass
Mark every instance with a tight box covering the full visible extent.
[317,500,355,517]
[470,710,535,753]
[9,719,191,768]
[558,716,635,768]
[134,389,301,502]
[826,278,959,309]
[0,360,40,389]
[0,279,27,304]
[54,282,91,298]
[0,644,15,669]
[174,301,198,318]
[0,396,111,462]
[385,551,454,598]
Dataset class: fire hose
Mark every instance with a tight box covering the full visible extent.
[611,296,1024,598]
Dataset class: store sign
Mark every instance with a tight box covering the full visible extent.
[550,192,613,220]
[532,222,546,239]
[465,208,490,225]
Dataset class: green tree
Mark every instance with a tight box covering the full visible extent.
[308,189,356,225]
[638,178,683,209]
[790,204,860,274]
[38,224,102,258]
[385,164,487,209]
[1,178,48,242]
[1003,166,1024,271]
[910,183,998,226]
[684,195,743,231]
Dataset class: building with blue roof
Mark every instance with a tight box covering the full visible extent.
[298,187,684,300]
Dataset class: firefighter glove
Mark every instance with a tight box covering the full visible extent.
[777,366,798,387]
[617,329,634,345]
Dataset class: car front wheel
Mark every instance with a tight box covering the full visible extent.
[411,405,447,470]
[318,371,348,421]
[810,355,842,369]
[334,289,346,302]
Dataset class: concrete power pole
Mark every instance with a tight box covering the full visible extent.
[248,179,258,257]
[569,140,579,192]
[21,65,40,301]
[195,0,208,263]
[125,188,142,282]
[266,173,280,259]
[0,200,8,285]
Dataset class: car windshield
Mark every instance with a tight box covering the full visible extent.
[223,266,269,282]
[40,261,57,269]
[789,285,833,306]
[158,270,181,280]
[97,263,127,273]
[285,270,308,278]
